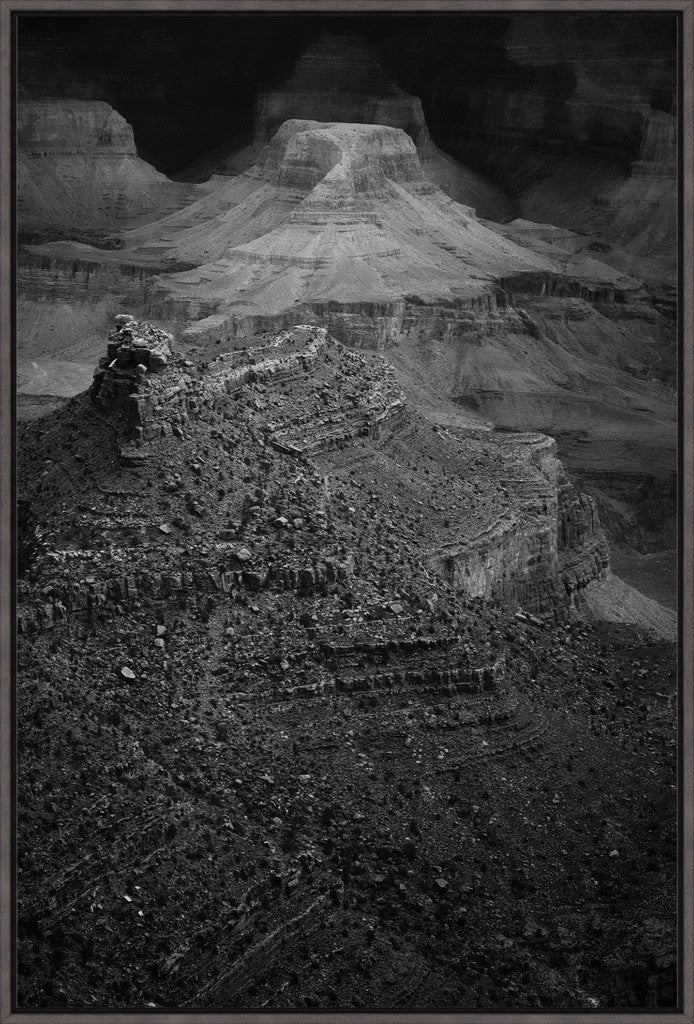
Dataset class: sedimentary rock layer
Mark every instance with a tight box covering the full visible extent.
[181,33,515,219]
[17,99,207,240]
[18,120,675,505]
[18,320,637,635]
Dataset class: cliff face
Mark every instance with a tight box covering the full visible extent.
[387,14,675,159]
[16,315,677,1009]
[181,33,515,220]
[435,431,609,617]
[18,99,137,153]
[18,118,674,512]
[18,319,611,633]
[17,99,206,240]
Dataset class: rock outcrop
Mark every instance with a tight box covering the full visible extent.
[19,119,675,524]
[180,33,514,220]
[19,317,624,634]
[16,316,677,1010]
[17,99,207,241]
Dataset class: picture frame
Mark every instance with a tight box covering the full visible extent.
[1,1,692,1021]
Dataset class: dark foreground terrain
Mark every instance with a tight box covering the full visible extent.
[16,322,676,1010]
[17,614,677,1009]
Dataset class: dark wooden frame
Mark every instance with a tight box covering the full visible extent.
[0,2,691,1021]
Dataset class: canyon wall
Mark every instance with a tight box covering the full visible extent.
[382,16,677,266]
[17,99,204,241]
[434,432,609,617]
[386,14,675,159]
[19,320,611,634]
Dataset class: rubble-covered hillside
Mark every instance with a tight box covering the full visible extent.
[16,321,676,1009]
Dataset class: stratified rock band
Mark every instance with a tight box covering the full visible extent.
[14,12,678,1011]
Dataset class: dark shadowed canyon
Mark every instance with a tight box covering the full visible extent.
[15,13,679,1012]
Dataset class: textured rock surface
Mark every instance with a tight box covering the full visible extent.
[181,33,515,220]
[19,119,675,517]
[17,99,208,240]
[16,319,677,1009]
[18,319,649,635]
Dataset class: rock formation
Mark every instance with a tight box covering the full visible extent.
[18,117,676,561]
[17,99,208,241]
[388,15,677,273]
[181,33,515,220]
[18,317,669,639]
[14,18,679,1011]
[50,119,635,338]
[16,318,677,1009]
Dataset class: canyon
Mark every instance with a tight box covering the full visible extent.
[18,99,207,243]
[14,14,679,1012]
[17,318,677,1007]
[18,101,676,566]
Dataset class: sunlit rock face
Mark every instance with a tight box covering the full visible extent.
[18,98,137,153]
[260,119,425,193]
[182,33,515,220]
[17,99,205,240]
[112,119,593,339]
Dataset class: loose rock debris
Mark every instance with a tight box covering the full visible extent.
[16,320,676,1010]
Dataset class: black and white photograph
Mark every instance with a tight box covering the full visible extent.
[1,0,692,1016]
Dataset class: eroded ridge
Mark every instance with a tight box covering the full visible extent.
[16,316,677,1009]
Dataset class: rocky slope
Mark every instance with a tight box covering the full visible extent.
[17,320,613,628]
[16,319,677,1008]
[387,16,677,274]
[18,117,676,565]
[179,33,515,221]
[17,99,207,242]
